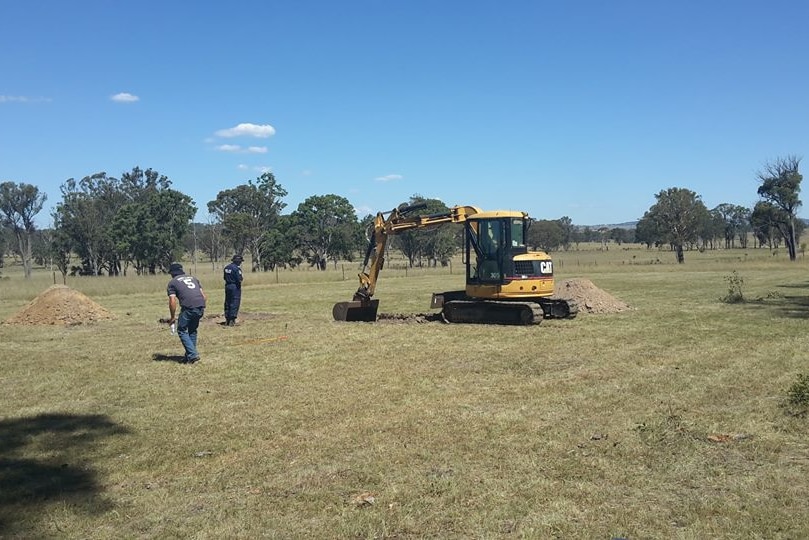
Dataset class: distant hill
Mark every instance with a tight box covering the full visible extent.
[580,221,638,230]
[583,218,809,229]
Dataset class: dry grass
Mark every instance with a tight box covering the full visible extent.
[1,246,809,538]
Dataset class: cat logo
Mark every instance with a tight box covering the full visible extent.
[539,261,553,275]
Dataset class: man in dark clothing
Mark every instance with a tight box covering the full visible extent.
[223,254,244,326]
[166,262,207,363]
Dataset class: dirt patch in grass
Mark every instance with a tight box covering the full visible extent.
[3,285,116,326]
[377,312,445,323]
[202,312,276,326]
[376,278,630,323]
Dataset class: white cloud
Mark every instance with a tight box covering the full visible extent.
[216,144,242,152]
[215,123,276,138]
[0,95,51,103]
[375,174,403,182]
[111,92,139,103]
[217,144,268,154]
[237,164,249,170]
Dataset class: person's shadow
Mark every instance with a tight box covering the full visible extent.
[0,413,130,535]
[152,353,188,363]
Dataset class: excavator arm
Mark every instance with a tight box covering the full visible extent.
[332,203,481,321]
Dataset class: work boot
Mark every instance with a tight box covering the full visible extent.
[227,319,235,326]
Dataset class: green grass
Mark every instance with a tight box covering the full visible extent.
[2,246,809,538]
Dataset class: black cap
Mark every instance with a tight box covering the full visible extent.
[169,263,184,277]
[232,255,244,263]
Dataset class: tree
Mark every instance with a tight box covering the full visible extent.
[111,189,196,274]
[634,215,659,249]
[55,172,125,275]
[557,216,575,250]
[609,227,629,246]
[48,220,73,284]
[207,172,287,271]
[289,194,360,270]
[0,182,47,278]
[259,214,300,270]
[711,203,752,249]
[527,219,564,252]
[53,168,191,276]
[198,218,227,270]
[644,187,709,263]
[391,196,457,267]
[757,155,802,260]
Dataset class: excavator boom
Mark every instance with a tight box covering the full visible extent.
[332,203,480,322]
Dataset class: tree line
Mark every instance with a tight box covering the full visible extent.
[0,156,803,278]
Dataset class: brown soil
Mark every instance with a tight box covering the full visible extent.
[377,312,445,324]
[376,278,630,323]
[3,285,117,326]
[553,278,631,314]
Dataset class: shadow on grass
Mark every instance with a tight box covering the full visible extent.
[0,413,131,535]
[152,353,188,363]
[738,282,809,319]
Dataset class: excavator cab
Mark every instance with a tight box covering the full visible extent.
[466,215,523,284]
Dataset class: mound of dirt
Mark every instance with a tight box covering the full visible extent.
[3,285,117,326]
[554,278,631,314]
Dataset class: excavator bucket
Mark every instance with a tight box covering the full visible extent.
[332,299,380,322]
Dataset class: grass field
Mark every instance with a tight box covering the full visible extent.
[1,245,809,538]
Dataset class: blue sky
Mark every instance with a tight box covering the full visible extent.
[2,1,808,228]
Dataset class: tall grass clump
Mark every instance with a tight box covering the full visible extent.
[783,373,809,417]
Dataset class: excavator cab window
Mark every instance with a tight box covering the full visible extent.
[510,218,525,248]
[473,219,504,282]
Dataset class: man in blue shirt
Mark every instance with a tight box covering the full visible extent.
[166,262,207,363]
[223,254,244,326]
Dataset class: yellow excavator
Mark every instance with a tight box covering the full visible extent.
[332,203,577,325]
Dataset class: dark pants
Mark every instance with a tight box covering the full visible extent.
[224,284,241,321]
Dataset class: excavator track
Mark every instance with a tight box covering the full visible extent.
[536,297,579,319]
[441,300,544,325]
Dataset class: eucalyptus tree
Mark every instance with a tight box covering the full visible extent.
[55,168,195,275]
[756,155,802,260]
[258,214,300,270]
[288,194,360,270]
[527,219,564,252]
[644,187,709,263]
[112,189,196,274]
[197,218,227,269]
[0,181,47,278]
[55,172,126,275]
[557,216,575,250]
[634,214,659,249]
[391,196,456,267]
[207,172,287,271]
